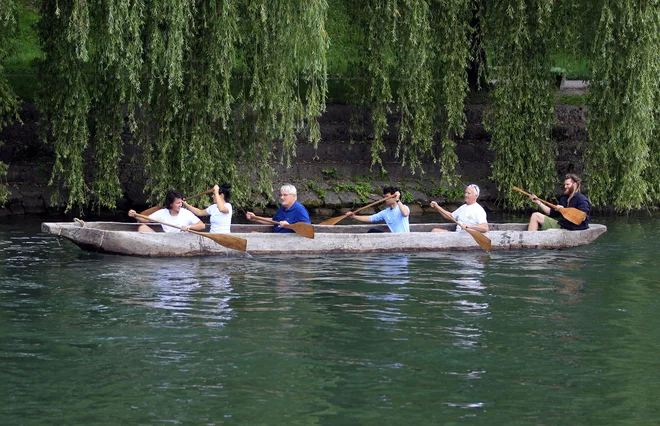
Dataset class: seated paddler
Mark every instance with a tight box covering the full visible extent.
[430,184,489,233]
[128,190,205,233]
[245,184,311,233]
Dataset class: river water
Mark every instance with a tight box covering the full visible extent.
[1,214,659,424]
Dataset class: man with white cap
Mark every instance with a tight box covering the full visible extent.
[429,184,489,233]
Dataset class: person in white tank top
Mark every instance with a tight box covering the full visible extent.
[429,184,489,233]
[183,183,233,233]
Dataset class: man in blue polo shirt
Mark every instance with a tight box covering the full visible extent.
[345,186,410,233]
[245,184,311,233]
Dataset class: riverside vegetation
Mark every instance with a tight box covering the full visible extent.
[0,0,658,213]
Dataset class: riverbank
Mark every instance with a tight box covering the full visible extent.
[0,97,592,217]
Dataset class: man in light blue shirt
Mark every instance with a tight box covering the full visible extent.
[345,186,410,233]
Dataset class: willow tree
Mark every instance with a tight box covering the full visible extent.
[0,0,18,204]
[349,0,471,187]
[31,0,660,212]
[482,0,558,209]
[585,0,660,210]
[37,0,328,211]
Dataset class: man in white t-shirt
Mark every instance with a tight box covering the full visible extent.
[429,184,488,233]
[128,190,205,233]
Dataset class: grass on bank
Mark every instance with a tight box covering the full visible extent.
[2,1,592,105]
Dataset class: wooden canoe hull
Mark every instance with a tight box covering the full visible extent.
[41,221,607,257]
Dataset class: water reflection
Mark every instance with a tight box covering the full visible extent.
[114,259,236,328]
[365,255,410,324]
[443,253,489,349]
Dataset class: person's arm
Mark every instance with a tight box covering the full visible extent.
[177,210,206,232]
[394,191,409,216]
[345,212,372,223]
[529,194,552,215]
[212,185,230,214]
[461,222,489,233]
[182,201,208,217]
[128,209,151,223]
[429,201,454,222]
[462,205,489,233]
[185,219,206,232]
[246,211,275,225]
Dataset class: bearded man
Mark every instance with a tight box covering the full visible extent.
[526,174,590,231]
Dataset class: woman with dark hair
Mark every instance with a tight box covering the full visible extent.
[128,190,205,233]
[183,184,233,233]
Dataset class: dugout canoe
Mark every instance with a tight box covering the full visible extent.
[41,220,607,257]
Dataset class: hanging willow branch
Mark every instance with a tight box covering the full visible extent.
[31,0,660,212]
[484,0,557,209]
[38,0,91,211]
[0,0,18,204]
[433,0,472,188]
[585,0,660,210]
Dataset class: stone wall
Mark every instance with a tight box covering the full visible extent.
[0,102,589,216]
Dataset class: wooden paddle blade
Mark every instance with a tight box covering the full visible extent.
[466,228,491,252]
[319,215,347,226]
[286,222,315,239]
[188,229,247,251]
[205,233,247,252]
[560,207,587,225]
[140,206,164,216]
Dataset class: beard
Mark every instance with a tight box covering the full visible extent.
[564,185,576,196]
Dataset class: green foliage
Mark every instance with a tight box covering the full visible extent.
[332,177,375,203]
[585,1,660,210]
[37,0,91,211]
[484,0,558,209]
[400,189,413,204]
[0,0,19,204]
[5,0,657,213]
[36,0,329,212]
[428,183,463,201]
[322,167,338,179]
[305,180,327,200]
[0,158,8,204]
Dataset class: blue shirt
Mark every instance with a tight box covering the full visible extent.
[369,205,410,233]
[272,201,311,233]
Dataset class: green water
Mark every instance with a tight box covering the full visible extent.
[1,215,659,424]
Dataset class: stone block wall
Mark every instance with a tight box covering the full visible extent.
[0,103,589,216]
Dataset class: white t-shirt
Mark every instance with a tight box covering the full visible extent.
[451,203,487,232]
[206,202,232,233]
[149,208,200,233]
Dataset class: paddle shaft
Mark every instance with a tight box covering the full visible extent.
[249,214,314,238]
[512,186,560,210]
[513,186,587,225]
[319,194,396,225]
[134,213,247,251]
[353,194,396,215]
[140,189,215,216]
[134,213,199,231]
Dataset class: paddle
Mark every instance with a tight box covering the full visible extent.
[139,188,215,216]
[250,214,315,239]
[435,205,492,252]
[513,186,587,226]
[319,194,396,225]
[134,213,247,252]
